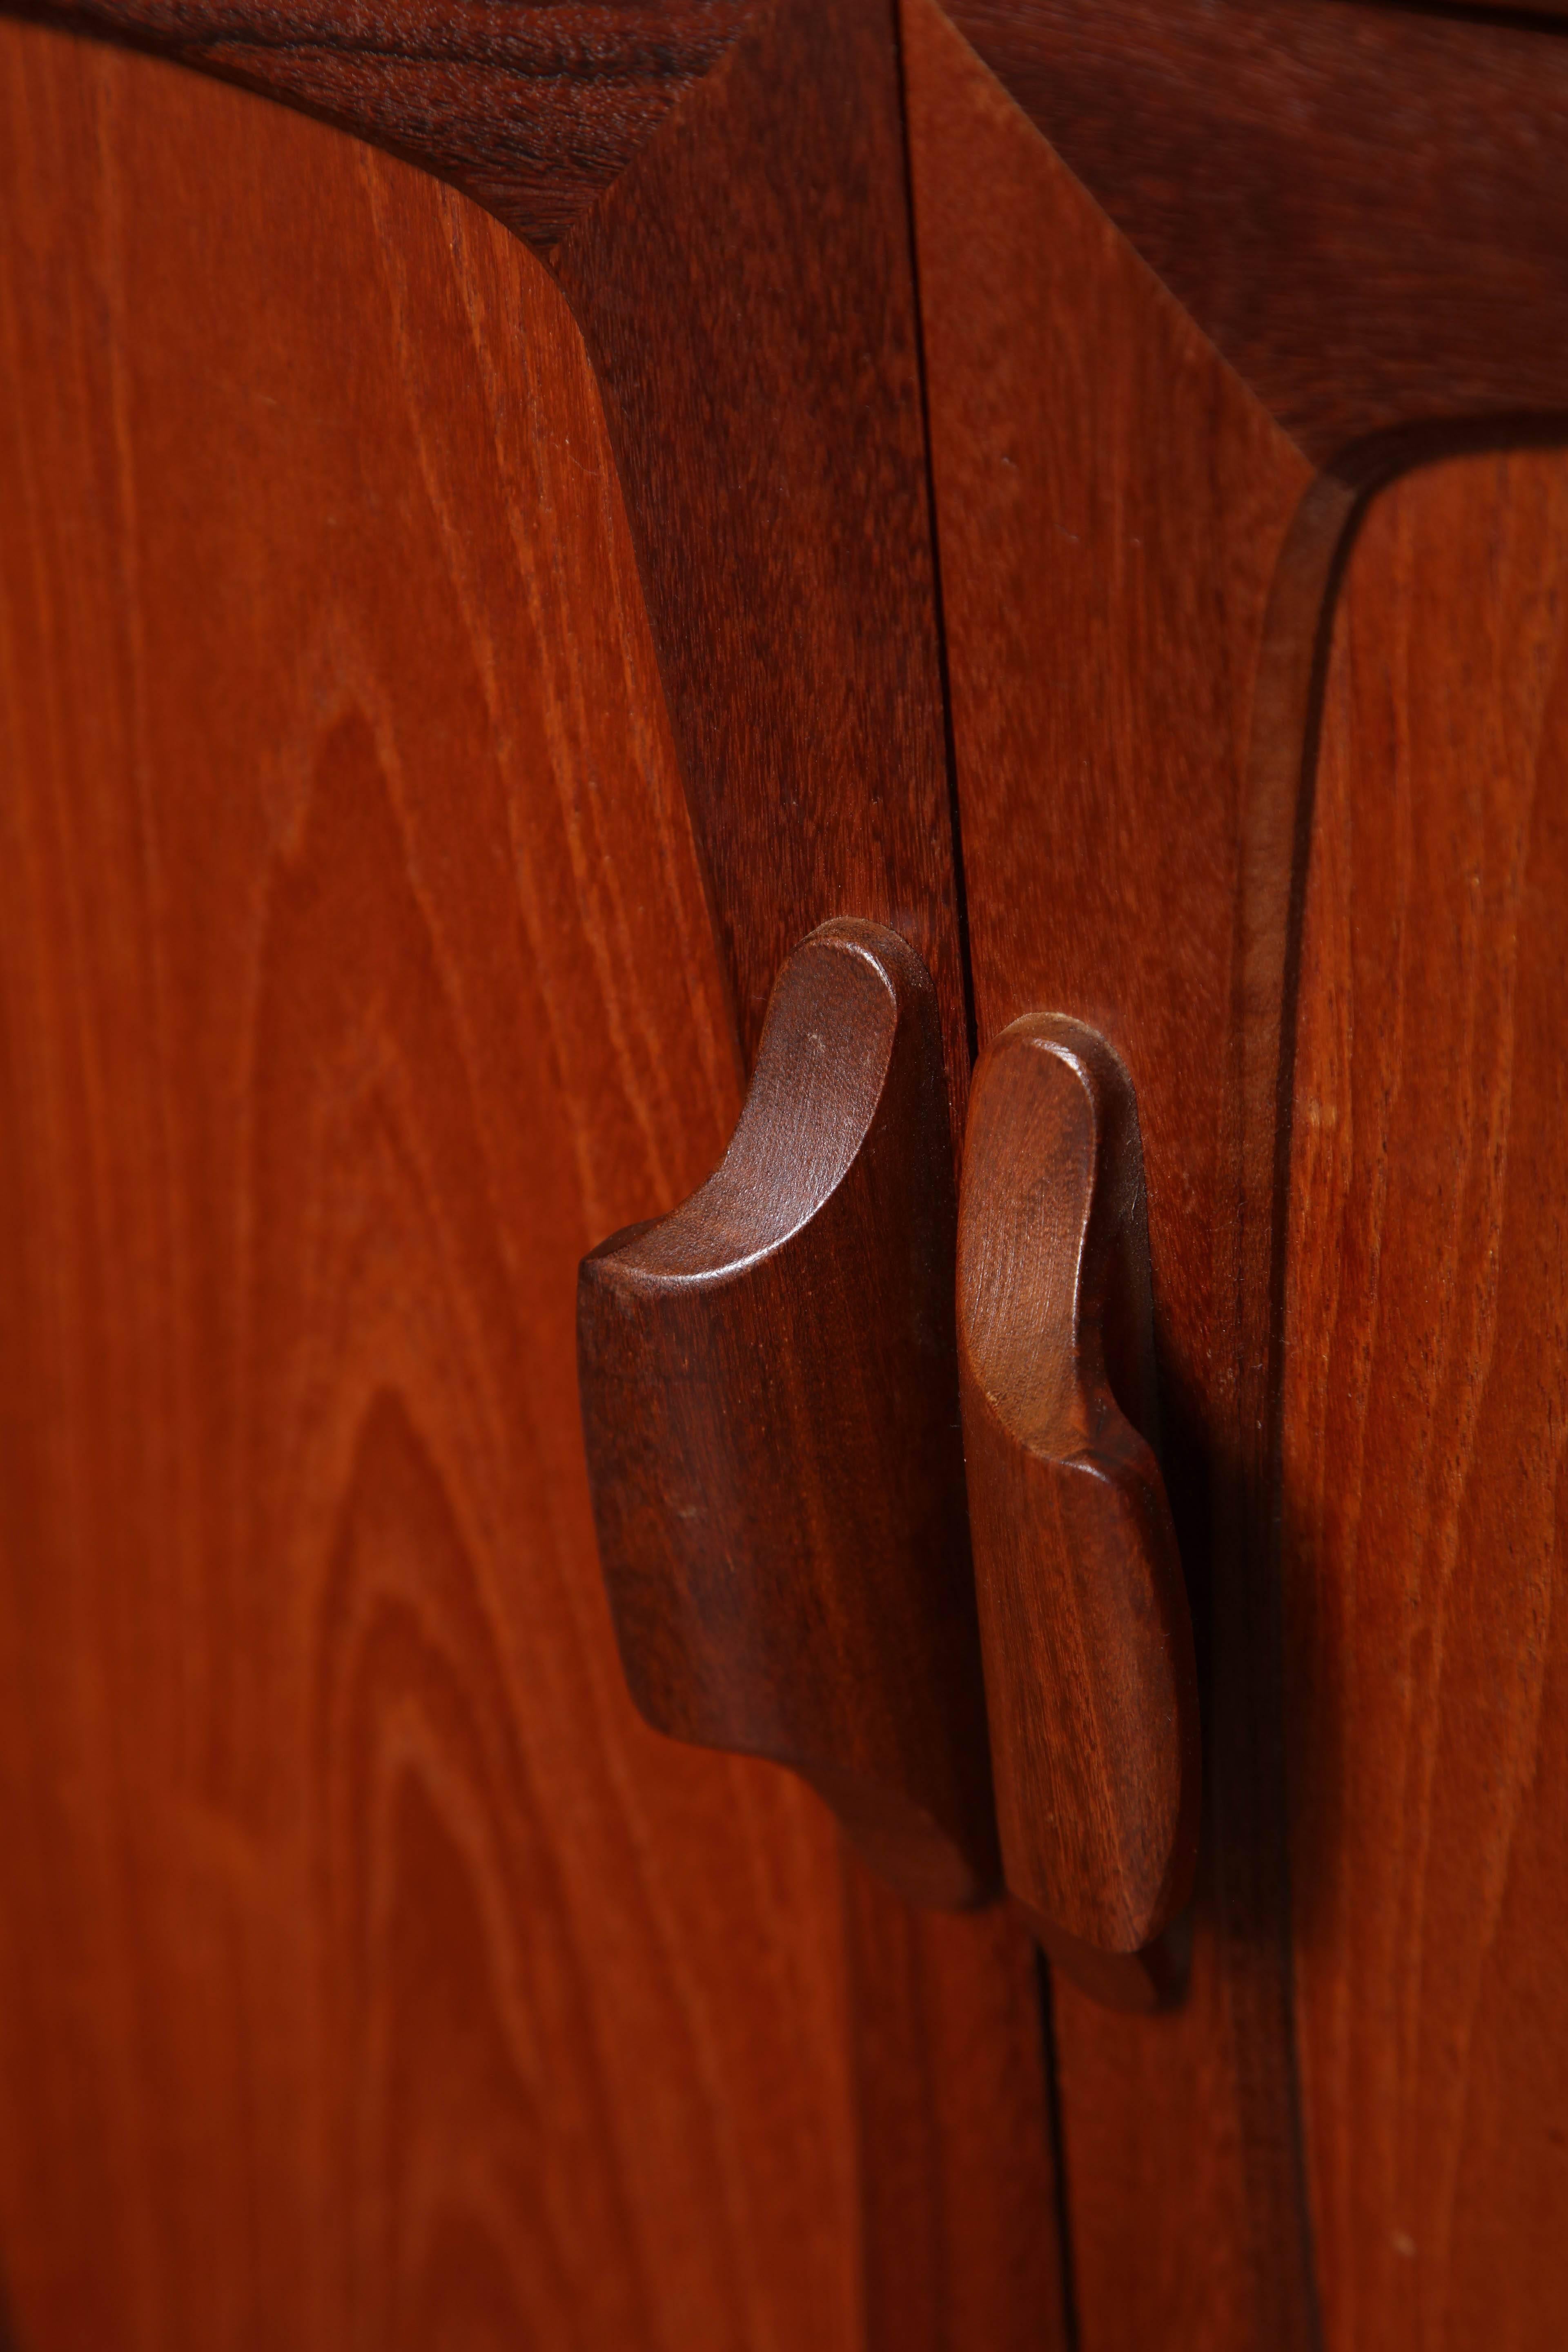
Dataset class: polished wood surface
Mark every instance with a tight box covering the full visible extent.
[11,0,755,251]
[847,1889,1067,2352]
[904,2,1328,2341]
[958,1017,1198,1974]
[543,3,1063,2325]
[942,0,1568,466]
[7,0,976,1112]
[581,920,996,1911]
[0,29,847,2348]
[0,23,1064,2348]
[1283,446,1568,2351]
[0,25,1056,2316]
[552,0,971,1098]
[910,0,1568,2336]
[16,0,1563,2338]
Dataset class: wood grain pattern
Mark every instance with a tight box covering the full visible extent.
[9,0,757,252]
[581,920,996,1911]
[4,0,976,1118]
[1283,447,1568,2352]
[958,1016,1198,1971]
[551,0,971,1106]
[516,0,1065,2326]
[0,20,1066,2350]
[903,2,1332,2341]
[0,28,863,2347]
[943,0,1568,465]
[4,5,1051,2287]
[492,11,1065,2318]
[847,1884,1068,2352]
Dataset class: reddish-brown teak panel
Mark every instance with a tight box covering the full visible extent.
[0,19,1066,2351]
[0,28,859,2349]
[0,14,1061,2342]
[1284,448,1568,2352]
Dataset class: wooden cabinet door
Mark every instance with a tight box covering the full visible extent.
[906,4,1568,2348]
[1283,446,1568,2352]
[9,3,1568,2347]
[0,16,1060,2349]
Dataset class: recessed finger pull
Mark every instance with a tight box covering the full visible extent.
[958,1015,1200,2006]
[577,920,999,1911]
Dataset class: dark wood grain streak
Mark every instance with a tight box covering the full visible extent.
[903,3,1334,2341]
[1370,0,1568,18]
[1284,447,1568,2352]
[0,22,1065,2349]
[8,0,758,252]
[1376,1,1568,17]
[958,1016,1199,1971]
[580,920,996,1911]
[943,0,1568,465]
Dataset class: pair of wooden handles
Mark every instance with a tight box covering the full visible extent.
[577,922,1199,2010]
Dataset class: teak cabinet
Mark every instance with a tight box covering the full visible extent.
[2,4,1566,2348]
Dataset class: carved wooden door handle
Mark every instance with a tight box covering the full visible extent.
[577,920,998,1911]
[958,1016,1200,2008]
